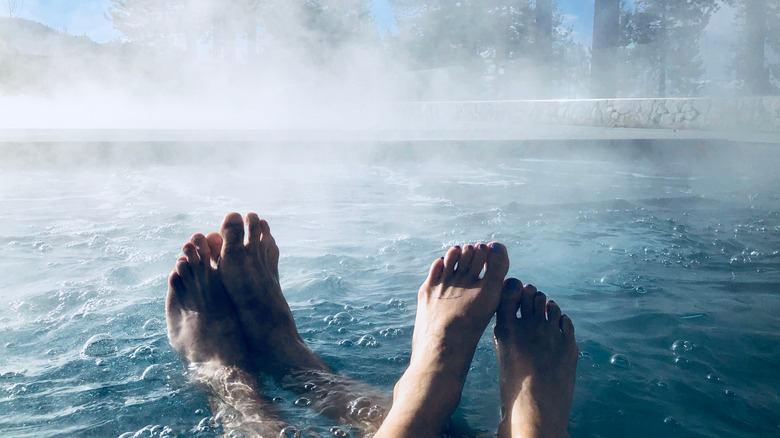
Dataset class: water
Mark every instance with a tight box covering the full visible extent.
[0,140,778,437]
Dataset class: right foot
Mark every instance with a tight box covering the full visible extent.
[377,243,510,437]
[493,280,578,438]
[207,212,329,375]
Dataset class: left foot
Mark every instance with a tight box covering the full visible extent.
[166,234,249,366]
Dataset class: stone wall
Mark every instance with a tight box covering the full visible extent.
[399,97,780,133]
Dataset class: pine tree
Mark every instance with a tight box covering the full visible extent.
[626,0,719,97]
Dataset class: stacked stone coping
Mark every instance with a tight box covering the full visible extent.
[399,97,780,133]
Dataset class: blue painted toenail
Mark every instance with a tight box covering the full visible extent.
[535,291,543,296]
[490,243,503,253]
[506,278,522,289]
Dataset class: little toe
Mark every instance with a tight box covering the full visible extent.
[221,212,246,251]
[561,315,575,339]
[496,278,522,326]
[175,258,197,290]
[468,243,489,279]
[166,271,184,315]
[442,246,462,278]
[246,213,262,247]
[456,245,476,278]
[483,242,509,284]
[519,284,537,318]
[547,300,562,325]
[533,290,547,318]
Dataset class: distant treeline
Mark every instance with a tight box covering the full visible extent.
[1,1,778,99]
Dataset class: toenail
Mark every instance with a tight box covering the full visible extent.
[506,278,522,289]
[490,243,503,253]
[454,245,461,250]
[535,291,544,296]
[478,243,487,249]
[548,300,556,305]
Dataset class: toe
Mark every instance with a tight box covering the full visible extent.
[166,271,184,315]
[442,246,462,278]
[221,212,245,250]
[457,245,475,278]
[191,234,211,267]
[519,284,537,318]
[483,242,509,284]
[246,213,262,247]
[206,232,222,264]
[496,278,522,327]
[547,300,562,324]
[468,243,489,279]
[175,258,197,290]
[561,315,575,339]
[425,257,445,287]
[533,290,547,318]
[182,242,200,266]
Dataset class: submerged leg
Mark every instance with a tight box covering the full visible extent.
[166,234,288,436]
[209,213,392,433]
[493,280,578,438]
[375,242,510,437]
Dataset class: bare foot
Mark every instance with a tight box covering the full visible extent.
[166,234,248,367]
[376,243,510,437]
[167,234,292,436]
[493,279,578,438]
[207,212,328,374]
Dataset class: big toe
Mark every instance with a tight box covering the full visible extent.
[221,212,246,251]
[496,278,522,327]
[483,242,509,284]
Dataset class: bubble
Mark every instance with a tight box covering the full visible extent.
[197,417,217,433]
[673,356,690,366]
[141,364,166,381]
[663,416,680,426]
[132,346,155,361]
[329,427,347,437]
[706,373,722,383]
[143,318,164,333]
[387,298,406,310]
[634,286,647,294]
[724,389,736,397]
[272,396,285,403]
[304,382,317,391]
[227,430,246,438]
[328,312,354,326]
[295,397,312,407]
[671,340,693,353]
[357,334,378,348]
[6,383,28,395]
[609,354,630,368]
[81,333,117,357]
[339,340,354,348]
[379,328,402,338]
[280,426,300,437]
[119,433,135,438]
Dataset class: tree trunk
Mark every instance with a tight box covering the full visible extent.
[591,0,620,97]
[744,0,769,95]
[535,0,553,96]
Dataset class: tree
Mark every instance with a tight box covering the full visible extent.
[591,0,620,97]
[5,0,23,18]
[727,0,779,95]
[626,0,719,97]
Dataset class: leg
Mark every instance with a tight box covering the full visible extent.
[493,279,578,438]
[375,242,510,437]
[166,234,289,436]
[208,213,392,433]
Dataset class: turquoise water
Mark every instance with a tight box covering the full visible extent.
[0,141,778,437]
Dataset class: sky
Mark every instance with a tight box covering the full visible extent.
[8,0,597,46]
